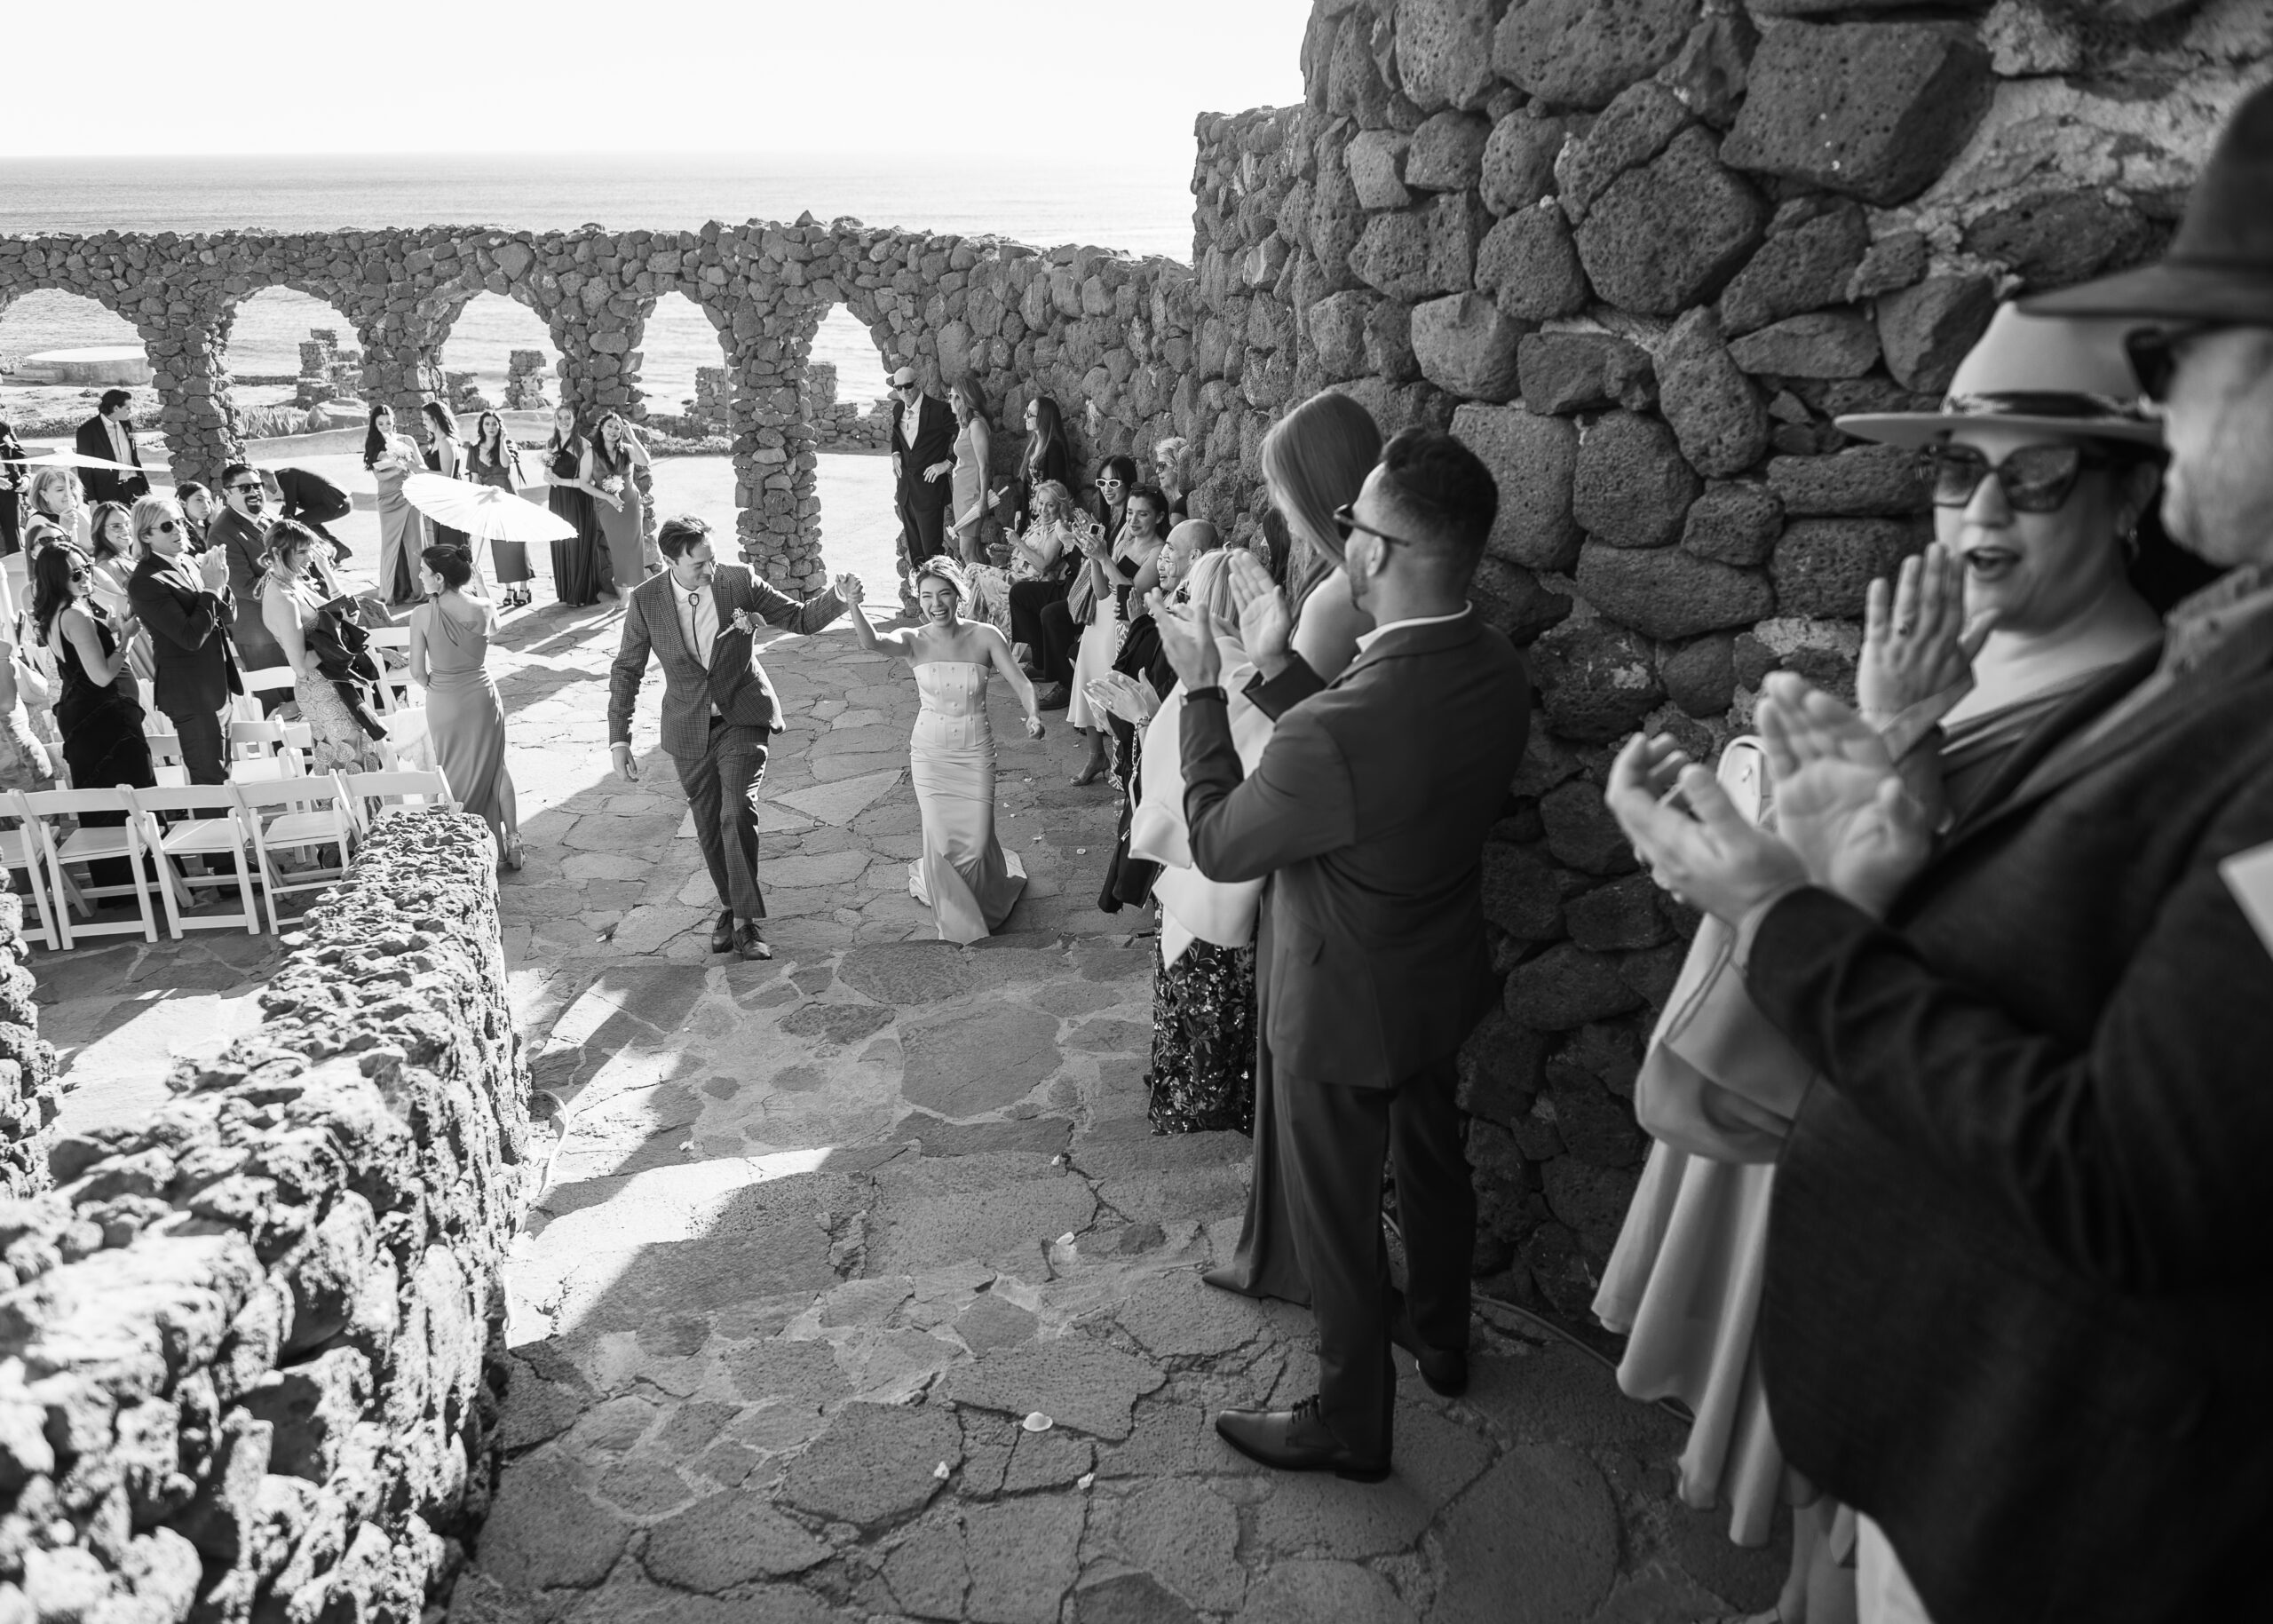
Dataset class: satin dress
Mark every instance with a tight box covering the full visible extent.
[373,436,432,606]
[906,661,1025,944]
[417,598,516,849]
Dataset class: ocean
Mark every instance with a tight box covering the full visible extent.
[0,151,1200,412]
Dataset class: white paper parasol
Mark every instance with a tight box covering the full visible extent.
[402,471,574,543]
[0,447,142,472]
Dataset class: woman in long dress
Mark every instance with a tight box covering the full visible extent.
[1591,305,2189,1620]
[419,401,475,562]
[32,542,150,885]
[947,379,992,565]
[261,521,384,775]
[1066,484,1169,788]
[365,403,432,608]
[843,557,1043,945]
[543,405,606,607]
[409,543,521,869]
[467,411,534,609]
[587,411,649,599]
[1160,390,1379,1295]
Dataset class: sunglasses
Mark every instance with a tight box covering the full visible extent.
[230,484,264,495]
[66,568,88,582]
[1097,479,1124,489]
[1920,442,2111,514]
[143,519,181,535]
[1331,503,1423,550]
[2122,325,2226,403]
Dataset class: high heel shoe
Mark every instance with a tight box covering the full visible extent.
[501,840,526,873]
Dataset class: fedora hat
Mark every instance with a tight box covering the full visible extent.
[2025,80,2273,325]
[1838,304,2163,448]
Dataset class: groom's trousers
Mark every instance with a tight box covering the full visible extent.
[675,717,771,922]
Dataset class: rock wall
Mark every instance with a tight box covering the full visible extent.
[1243,0,2269,1312]
[0,883,60,1203]
[0,221,1207,593]
[0,813,528,1622]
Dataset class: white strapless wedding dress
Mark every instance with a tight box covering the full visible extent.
[907,661,1025,943]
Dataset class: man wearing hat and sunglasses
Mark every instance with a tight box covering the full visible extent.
[889,366,956,613]
[1604,83,2273,1624]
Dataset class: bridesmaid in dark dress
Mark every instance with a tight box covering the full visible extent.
[420,401,472,556]
[468,411,534,608]
[542,404,604,606]
[33,542,154,887]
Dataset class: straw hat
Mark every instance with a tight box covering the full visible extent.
[1835,304,2163,449]
[2026,80,2273,326]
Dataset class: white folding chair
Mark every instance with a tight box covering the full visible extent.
[338,767,457,839]
[143,726,190,789]
[234,775,356,933]
[366,629,419,717]
[16,787,163,947]
[128,786,261,938]
[0,795,67,952]
[234,665,298,724]
[226,719,311,782]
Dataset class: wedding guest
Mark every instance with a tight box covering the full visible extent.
[0,622,55,796]
[543,405,606,607]
[261,466,353,558]
[587,410,649,598]
[467,411,535,607]
[889,366,956,602]
[36,542,153,870]
[125,494,237,787]
[262,521,383,774]
[174,480,215,546]
[365,402,432,607]
[947,379,993,565]
[21,467,83,555]
[420,400,472,557]
[1200,388,1382,1307]
[72,389,149,507]
[1152,436,1192,520]
[409,543,521,869]
[84,501,154,682]
[607,514,851,962]
[843,558,1043,943]
[1008,479,1083,706]
[0,416,28,561]
[1157,427,1528,1478]
[1609,88,2273,1623]
[1066,481,1168,788]
[998,393,1071,535]
[209,463,283,678]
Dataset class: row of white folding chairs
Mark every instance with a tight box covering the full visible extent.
[0,767,457,949]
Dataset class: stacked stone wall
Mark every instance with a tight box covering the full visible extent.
[0,814,528,1621]
[1224,0,2269,1313]
[0,883,60,1202]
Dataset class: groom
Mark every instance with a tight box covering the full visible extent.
[608,514,853,961]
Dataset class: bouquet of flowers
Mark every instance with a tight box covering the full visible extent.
[596,474,626,498]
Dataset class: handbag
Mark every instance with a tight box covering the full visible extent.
[1064,558,1099,627]
[1630,739,1819,1164]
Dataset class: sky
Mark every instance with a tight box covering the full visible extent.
[8,0,1315,171]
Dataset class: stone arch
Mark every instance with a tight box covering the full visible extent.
[622,289,735,427]
[211,281,370,443]
[0,275,175,475]
[428,287,572,422]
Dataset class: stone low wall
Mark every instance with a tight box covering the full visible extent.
[0,884,60,1202]
[0,813,528,1623]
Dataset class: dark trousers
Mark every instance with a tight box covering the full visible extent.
[1009,577,1069,667]
[1279,1053,1472,1462]
[163,703,227,788]
[1035,597,1081,687]
[901,495,947,569]
[675,718,770,923]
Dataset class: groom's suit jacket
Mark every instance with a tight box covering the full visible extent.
[1747,607,2273,1624]
[607,563,843,761]
[1181,613,1529,1089]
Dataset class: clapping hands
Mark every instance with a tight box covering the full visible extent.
[1859,542,1996,734]
[1219,550,1291,666]
[1085,672,1160,727]
[1757,673,1933,918]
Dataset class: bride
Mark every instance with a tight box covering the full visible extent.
[843,557,1045,944]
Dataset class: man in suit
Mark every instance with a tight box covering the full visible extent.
[889,366,954,607]
[1605,85,2273,1624]
[74,389,150,507]
[1154,429,1530,1478]
[127,497,240,784]
[609,514,851,962]
[262,466,354,559]
[207,463,286,682]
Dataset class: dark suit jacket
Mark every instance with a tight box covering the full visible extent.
[73,415,149,507]
[607,563,844,763]
[1748,630,2273,1624]
[209,506,283,671]
[892,396,955,511]
[273,466,352,527]
[1181,613,1529,1089]
[127,550,241,717]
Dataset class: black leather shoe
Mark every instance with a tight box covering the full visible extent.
[1215,1396,1389,1482]
[1390,1292,1469,1397]
[733,921,772,962]
[709,910,734,955]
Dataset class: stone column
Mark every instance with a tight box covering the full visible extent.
[154,307,239,484]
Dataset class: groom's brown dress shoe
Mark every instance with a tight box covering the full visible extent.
[709,909,734,955]
[1215,1396,1390,1483]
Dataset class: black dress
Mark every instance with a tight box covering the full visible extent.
[547,436,603,606]
[424,438,471,554]
[51,610,155,887]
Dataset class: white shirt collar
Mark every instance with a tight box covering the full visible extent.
[1352,604,1471,655]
